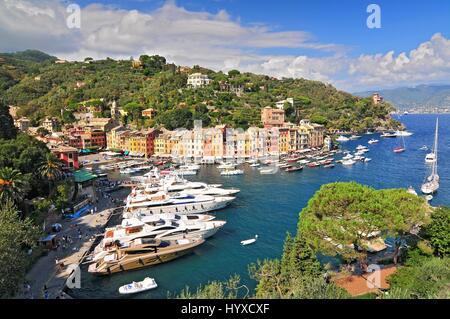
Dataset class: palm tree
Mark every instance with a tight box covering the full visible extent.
[38,153,64,195]
[0,167,27,204]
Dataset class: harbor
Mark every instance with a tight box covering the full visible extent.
[59,114,449,299]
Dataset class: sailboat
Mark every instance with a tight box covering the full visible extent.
[393,134,406,153]
[421,118,440,195]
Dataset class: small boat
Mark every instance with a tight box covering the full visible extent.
[285,166,303,172]
[119,277,158,295]
[425,195,433,202]
[307,162,320,168]
[393,135,406,153]
[336,135,349,142]
[425,152,436,164]
[259,167,278,175]
[220,168,244,176]
[349,135,361,140]
[419,145,429,151]
[364,158,372,163]
[381,132,397,138]
[368,139,379,144]
[249,163,260,167]
[395,130,413,137]
[323,164,335,168]
[342,154,354,160]
[342,159,356,166]
[241,235,258,246]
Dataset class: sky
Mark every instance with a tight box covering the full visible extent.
[1,0,450,92]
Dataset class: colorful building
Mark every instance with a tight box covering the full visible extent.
[50,145,79,170]
[261,107,285,128]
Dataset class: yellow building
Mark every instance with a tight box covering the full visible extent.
[106,126,130,150]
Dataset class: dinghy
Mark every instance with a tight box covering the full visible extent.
[241,235,258,246]
[118,277,158,295]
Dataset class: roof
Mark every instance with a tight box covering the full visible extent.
[73,170,98,183]
[333,266,398,296]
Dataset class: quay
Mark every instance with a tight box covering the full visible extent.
[18,203,124,299]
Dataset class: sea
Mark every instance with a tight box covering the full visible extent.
[71,114,450,299]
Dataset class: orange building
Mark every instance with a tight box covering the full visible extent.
[261,107,285,128]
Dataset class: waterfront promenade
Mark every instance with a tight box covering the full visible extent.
[18,184,125,299]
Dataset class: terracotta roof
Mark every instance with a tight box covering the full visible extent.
[333,265,398,296]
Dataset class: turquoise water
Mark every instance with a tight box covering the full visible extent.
[72,114,450,299]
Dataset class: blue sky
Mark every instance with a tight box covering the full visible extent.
[1,0,450,91]
[72,0,450,57]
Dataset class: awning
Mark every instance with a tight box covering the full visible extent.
[73,169,98,183]
[40,234,57,242]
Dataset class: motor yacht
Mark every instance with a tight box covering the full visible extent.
[88,237,204,275]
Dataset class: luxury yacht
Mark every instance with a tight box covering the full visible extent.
[93,218,226,258]
[88,237,205,275]
[124,192,235,215]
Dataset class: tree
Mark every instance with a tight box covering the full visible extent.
[0,102,17,140]
[228,70,241,77]
[123,102,144,127]
[0,200,39,298]
[298,182,430,265]
[387,250,450,299]
[36,127,49,137]
[424,207,450,257]
[38,153,63,196]
[176,275,243,299]
[0,167,28,205]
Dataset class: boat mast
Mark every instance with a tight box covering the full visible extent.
[433,118,439,177]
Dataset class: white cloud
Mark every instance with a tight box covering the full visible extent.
[0,1,450,91]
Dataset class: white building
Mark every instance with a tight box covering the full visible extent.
[276,98,294,110]
[187,73,212,88]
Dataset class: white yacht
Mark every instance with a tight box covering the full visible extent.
[124,192,235,215]
[217,162,236,170]
[178,164,201,171]
[259,166,279,174]
[425,152,436,164]
[349,135,361,140]
[342,159,356,166]
[129,212,216,223]
[368,139,379,144]
[395,130,413,137]
[220,167,244,176]
[342,153,354,160]
[421,118,440,195]
[93,219,226,259]
[336,135,349,142]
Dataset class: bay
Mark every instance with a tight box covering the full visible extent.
[72,114,450,299]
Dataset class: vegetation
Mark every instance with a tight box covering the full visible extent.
[0,50,398,131]
[176,182,445,299]
[0,200,40,298]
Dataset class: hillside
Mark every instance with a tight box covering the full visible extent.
[355,85,450,111]
[0,50,398,131]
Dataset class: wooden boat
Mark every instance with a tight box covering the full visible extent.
[118,277,157,295]
[88,237,204,275]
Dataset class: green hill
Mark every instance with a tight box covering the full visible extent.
[0,50,398,131]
